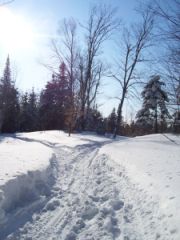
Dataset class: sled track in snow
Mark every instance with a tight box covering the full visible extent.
[5,140,172,240]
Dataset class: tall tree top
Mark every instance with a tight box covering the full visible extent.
[2,55,12,86]
[59,62,67,81]
[142,75,169,106]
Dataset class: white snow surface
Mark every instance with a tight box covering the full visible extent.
[0,135,53,186]
[0,131,179,240]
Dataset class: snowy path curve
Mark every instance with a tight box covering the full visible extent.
[5,138,175,240]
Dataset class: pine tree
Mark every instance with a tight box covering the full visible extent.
[136,75,169,133]
[173,84,180,133]
[19,89,38,132]
[85,107,103,132]
[90,108,105,135]
[107,108,117,133]
[0,56,19,133]
[39,62,70,130]
[28,88,38,131]
[19,92,29,131]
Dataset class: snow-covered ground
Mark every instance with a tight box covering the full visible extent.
[0,131,179,240]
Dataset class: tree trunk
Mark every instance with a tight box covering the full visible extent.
[68,122,72,137]
[80,103,86,131]
[154,106,158,133]
[113,91,126,138]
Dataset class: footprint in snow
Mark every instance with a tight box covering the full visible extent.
[89,195,100,202]
[65,231,77,240]
[170,228,177,234]
[71,219,86,234]
[44,198,60,211]
[101,195,109,202]
[110,200,124,211]
[169,196,175,200]
[104,216,121,238]
[96,179,101,185]
[82,205,99,220]
[124,215,131,223]
[100,207,114,217]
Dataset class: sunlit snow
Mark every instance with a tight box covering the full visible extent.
[0,131,179,240]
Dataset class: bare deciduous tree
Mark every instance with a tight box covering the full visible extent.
[79,4,120,130]
[150,0,180,118]
[48,4,120,133]
[112,9,154,138]
[51,18,79,136]
[0,0,14,5]
[151,0,180,42]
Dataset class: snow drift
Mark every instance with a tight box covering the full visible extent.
[0,135,57,238]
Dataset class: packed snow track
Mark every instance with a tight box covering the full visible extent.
[0,131,179,240]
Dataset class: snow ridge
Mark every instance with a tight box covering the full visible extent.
[0,154,58,239]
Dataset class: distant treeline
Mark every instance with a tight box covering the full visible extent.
[0,57,179,136]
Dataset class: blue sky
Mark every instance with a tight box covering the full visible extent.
[0,0,149,117]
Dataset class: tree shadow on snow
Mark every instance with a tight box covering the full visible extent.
[14,134,59,148]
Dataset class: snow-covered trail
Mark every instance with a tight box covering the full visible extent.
[6,138,173,240]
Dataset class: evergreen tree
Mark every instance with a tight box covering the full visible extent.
[19,89,38,132]
[87,108,106,135]
[19,92,29,131]
[85,107,103,132]
[0,56,19,133]
[173,84,180,133]
[39,62,70,130]
[107,108,117,133]
[136,75,169,133]
[28,88,38,131]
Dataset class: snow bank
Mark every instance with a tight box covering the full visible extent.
[100,133,180,238]
[0,136,54,185]
[17,130,109,148]
[16,131,88,148]
[0,135,57,238]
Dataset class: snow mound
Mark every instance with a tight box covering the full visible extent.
[100,133,180,239]
[0,135,57,239]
